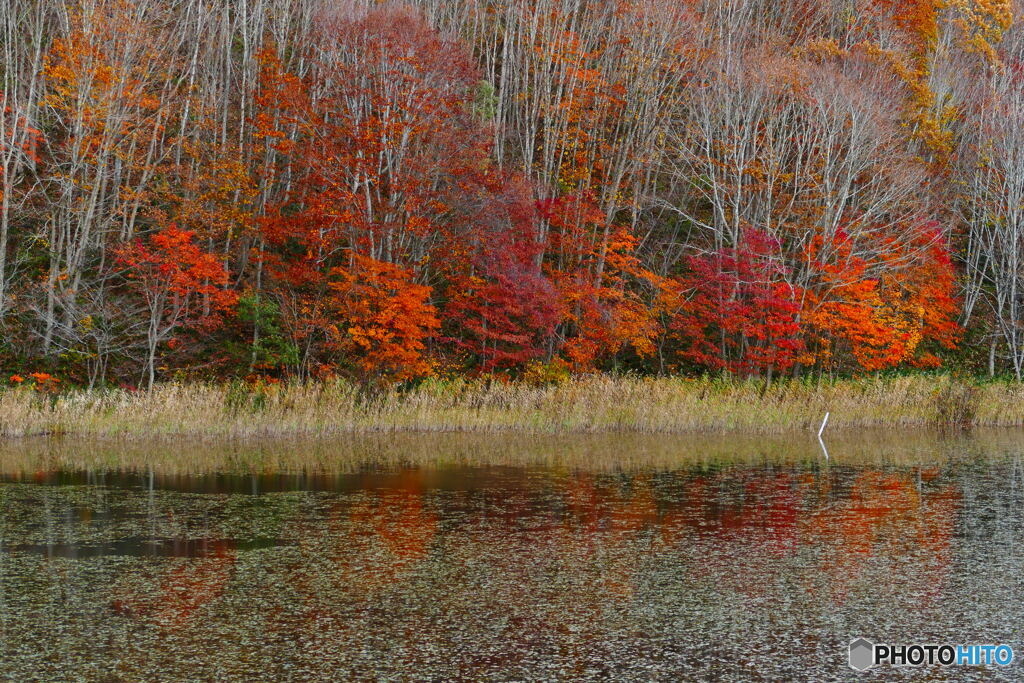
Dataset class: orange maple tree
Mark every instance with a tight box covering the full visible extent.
[327,253,439,384]
[800,224,959,371]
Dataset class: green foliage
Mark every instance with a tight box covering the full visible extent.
[235,293,299,374]
[471,79,497,121]
[224,378,271,415]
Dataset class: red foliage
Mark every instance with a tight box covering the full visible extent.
[542,192,658,370]
[443,185,561,372]
[117,224,236,324]
[253,7,495,380]
[668,229,803,376]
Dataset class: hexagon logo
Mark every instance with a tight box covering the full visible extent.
[849,638,875,672]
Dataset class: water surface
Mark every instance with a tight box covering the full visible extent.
[0,431,1022,680]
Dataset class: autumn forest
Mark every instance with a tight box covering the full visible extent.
[2,0,1023,390]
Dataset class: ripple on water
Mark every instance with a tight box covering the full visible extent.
[0,439,1021,681]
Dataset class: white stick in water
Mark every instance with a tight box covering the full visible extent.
[817,412,831,460]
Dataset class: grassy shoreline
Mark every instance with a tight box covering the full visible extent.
[4,428,1023,474]
[0,374,1021,440]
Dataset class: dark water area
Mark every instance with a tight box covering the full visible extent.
[0,432,1022,680]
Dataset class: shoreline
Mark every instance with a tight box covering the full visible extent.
[0,374,1022,440]
[2,427,1023,476]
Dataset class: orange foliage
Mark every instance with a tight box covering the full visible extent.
[545,195,658,370]
[801,224,959,371]
[3,1,991,384]
[327,253,440,383]
[118,225,236,312]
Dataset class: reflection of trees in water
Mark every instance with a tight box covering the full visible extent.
[649,467,960,607]
[7,428,1023,476]
[113,541,238,631]
[10,459,1023,678]
[273,465,964,627]
[803,470,959,606]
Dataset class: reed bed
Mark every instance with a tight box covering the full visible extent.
[0,374,1022,440]
[2,427,1018,477]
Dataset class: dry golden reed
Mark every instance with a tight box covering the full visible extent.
[2,428,1017,477]
[0,374,1021,440]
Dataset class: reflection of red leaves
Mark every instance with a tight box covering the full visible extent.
[308,486,439,596]
[113,542,237,632]
[805,470,959,606]
[371,491,438,568]
[152,545,236,630]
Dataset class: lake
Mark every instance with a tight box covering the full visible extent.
[0,430,1021,680]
